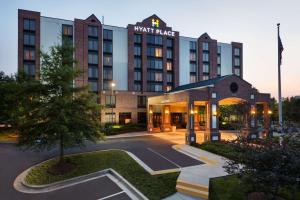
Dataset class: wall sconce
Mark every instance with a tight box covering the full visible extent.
[194,110,198,114]
[165,110,169,114]
[149,110,153,114]
[268,110,272,115]
[190,110,194,115]
[212,111,217,116]
[251,110,256,115]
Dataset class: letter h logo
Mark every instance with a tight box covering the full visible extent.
[151,19,159,28]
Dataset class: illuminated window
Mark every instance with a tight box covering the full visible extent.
[103,55,112,66]
[167,85,172,92]
[155,48,162,57]
[217,66,221,76]
[166,62,172,71]
[24,49,35,60]
[62,25,73,36]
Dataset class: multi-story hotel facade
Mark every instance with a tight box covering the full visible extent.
[18,9,245,127]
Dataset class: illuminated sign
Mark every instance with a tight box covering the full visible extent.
[134,18,175,37]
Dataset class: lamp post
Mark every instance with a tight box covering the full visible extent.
[111,81,116,124]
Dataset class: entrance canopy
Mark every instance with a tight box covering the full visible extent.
[147,75,271,144]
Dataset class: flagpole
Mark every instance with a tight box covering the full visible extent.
[277,23,283,133]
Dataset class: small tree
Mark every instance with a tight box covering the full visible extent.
[18,39,103,173]
[224,135,300,199]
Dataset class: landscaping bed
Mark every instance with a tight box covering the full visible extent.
[0,128,18,142]
[104,123,147,135]
[25,150,179,200]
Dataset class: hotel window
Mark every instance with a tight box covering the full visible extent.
[103,41,112,53]
[166,85,172,92]
[103,29,113,40]
[190,52,196,61]
[24,49,35,60]
[105,95,116,108]
[147,72,162,82]
[137,96,147,108]
[134,83,142,91]
[167,73,173,83]
[119,113,132,125]
[217,66,221,76]
[24,63,35,76]
[134,45,141,56]
[88,66,98,78]
[105,113,116,123]
[167,50,172,59]
[203,75,209,80]
[217,46,221,54]
[234,48,240,56]
[167,38,173,48]
[134,58,141,68]
[24,33,35,46]
[202,42,209,51]
[88,39,98,51]
[88,26,98,37]
[134,34,142,43]
[155,48,162,57]
[103,68,113,80]
[147,58,162,69]
[103,55,112,66]
[234,57,240,66]
[134,71,141,81]
[203,63,209,73]
[190,41,197,50]
[217,55,221,65]
[23,19,35,31]
[190,74,196,83]
[147,83,163,92]
[190,63,197,73]
[62,25,73,36]
[88,53,98,64]
[138,112,147,124]
[147,35,162,45]
[234,68,240,76]
[166,62,172,71]
[203,53,209,62]
[88,80,98,92]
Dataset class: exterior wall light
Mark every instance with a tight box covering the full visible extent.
[165,110,169,114]
[268,110,272,115]
[190,110,194,115]
[194,110,198,114]
[212,111,217,116]
[149,110,153,114]
[251,110,256,115]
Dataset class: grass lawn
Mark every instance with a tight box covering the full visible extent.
[25,150,179,200]
[0,129,18,142]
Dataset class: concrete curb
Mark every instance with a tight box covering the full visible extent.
[106,132,151,140]
[13,149,151,199]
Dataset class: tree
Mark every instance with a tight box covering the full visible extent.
[18,39,103,173]
[224,135,300,199]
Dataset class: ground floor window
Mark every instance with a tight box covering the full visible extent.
[137,112,147,124]
[119,112,131,125]
[105,112,116,123]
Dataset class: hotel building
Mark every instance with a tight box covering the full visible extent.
[18,9,271,143]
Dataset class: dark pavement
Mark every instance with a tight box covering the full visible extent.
[0,135,202,200]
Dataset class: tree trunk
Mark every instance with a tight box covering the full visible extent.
[59,133,64,163]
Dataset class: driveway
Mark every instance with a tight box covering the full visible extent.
[0,135,202,200]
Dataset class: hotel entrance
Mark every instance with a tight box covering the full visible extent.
[171,113,186,128]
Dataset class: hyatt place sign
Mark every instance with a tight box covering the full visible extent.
[134,18,175,37]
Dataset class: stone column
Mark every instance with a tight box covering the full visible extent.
[249,104,258,138]
[204,101,220,142]
[186,101,196,145]
[148,105,153,132]
[263,102,271,137]
[162,105,171,132]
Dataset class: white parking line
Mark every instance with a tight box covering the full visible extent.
[98,191,125,200]
[147,148,181,169]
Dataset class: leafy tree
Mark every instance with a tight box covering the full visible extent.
[18,39,103,172]
[224,135,300,199]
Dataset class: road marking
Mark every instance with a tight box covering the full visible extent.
[147,148,181,169]
[98,191,125,200]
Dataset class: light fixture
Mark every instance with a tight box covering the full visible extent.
[149,110,153,114]
[165,110,169,114]
[212,111,217,116]
[111,82,116,88]
[251,110,256,115]
[194,109,198,114]
[190,110,194,115]
[268,110,272,115]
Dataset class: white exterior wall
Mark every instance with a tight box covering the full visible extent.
[218,42,232,76]
[179,36,196,86]
[104,25,128,91]
[40,16,74,53]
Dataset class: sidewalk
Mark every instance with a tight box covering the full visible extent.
[172,144,228,200]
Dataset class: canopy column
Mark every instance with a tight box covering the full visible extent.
[186,101,196,145]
